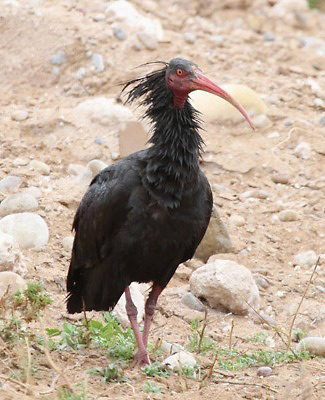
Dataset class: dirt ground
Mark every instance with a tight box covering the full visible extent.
[0,0,324,399]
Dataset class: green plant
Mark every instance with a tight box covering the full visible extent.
[245,331,268,344]
[142,381,164,394]
[182,364,200,379]
[186,317,215,354]
[88,363,121,383]
[56,387,89,400]
[141,361,170,377]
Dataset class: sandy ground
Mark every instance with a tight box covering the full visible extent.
[0,0,324,399]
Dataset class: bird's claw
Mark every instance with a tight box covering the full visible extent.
[132,351,151,367]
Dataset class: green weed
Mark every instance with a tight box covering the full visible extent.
[142,381,164,394]
[141,361,170,377]
[88,363,122,383]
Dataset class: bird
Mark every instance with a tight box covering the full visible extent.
[66,57,254,366]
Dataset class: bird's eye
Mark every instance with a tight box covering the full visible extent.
[176,68,184,76]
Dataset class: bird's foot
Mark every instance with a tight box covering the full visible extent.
[132,350,151,367]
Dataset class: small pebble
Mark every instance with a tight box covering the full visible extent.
[29,160,51,175]
[184,32,196,44]
[113,27,126,41]
[297,337,325,357]
[175,264,192,280]
[91,53,105,72]
[92,13,105,22]
[229,214,246,227]
[22,186,42,199]
[318,114,325,127]
[264,33,275,42]
[0,193,38,217]
[252,114,269,129]
[62,236,74,253]
[267,131,280,138]
[11,109,29,121]
[271,173,289,184]
[0,176,22,191]
[75,67,86,78]
[162,351,197,371]
[160,341,184,354]
[137,32,157,50]
[0,271,27,299]
[294,141,311,160]
[278,210,299,222]
[283,119,293,126]
[257,366,272,377]
[294,250,317,268]
[210,34,224,44]
[49,50,66,65]
[255,276,269,289]
[241,189,268,200]
[87,160,108,177]
[181,292,206,312]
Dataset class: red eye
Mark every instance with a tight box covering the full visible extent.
[176,68,183,76]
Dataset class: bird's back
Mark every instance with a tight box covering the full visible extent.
[66,150,212,313]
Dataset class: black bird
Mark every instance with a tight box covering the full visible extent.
[67,57,254,365]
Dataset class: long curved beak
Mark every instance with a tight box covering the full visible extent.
[191,72,255,130]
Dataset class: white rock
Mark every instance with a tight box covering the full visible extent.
[278,209,299,222]
[270,0,307,17]
[74,97,134,127]
[257,366,272,377]
[297,337,325,357]
[0,176,22,191]
[0,193,38,217]
[162,351,197,371]
[189,260,260,315]
[294,250,318,268]
[160,341,185,354]
[229,214,246,227]
[68,164,86,176]
[106,0,164,40]
[86,160,108,177]
[22,186,42,199]
[0,212,49,250]
[252,114,269,129]
[62,236,74,253]
[91,53,105,72]
[294,142,311,160]
[0,232,26,276]
[0,271,27,299]
[29,160,51,175]
[112,282,144,327]
[11,109,29,121]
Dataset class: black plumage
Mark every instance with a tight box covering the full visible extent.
[67,58,254,365]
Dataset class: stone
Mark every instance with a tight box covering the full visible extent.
[29,160,51,175]
[113,27,127,41]
[0,271,27,299]
[137,32,157,50]
[296,337,325,357]
[175,264,192,280]
[86,160,108,177]
[0,212,49,250]
[184,32,196,44]
[252,114,269,129]
[264,33,275,42]
[67,163,86,176]
[162,351,197,371]
[0,193,38,217]
[0,232,26,276]
[189,259,260,315]
[11,109,29,121]
[119,121,148,157]
[318,114,325,127]
[294,251,318,268]
[91,53,105,72]
[257,366,272,377]
[271,173,289,184]
[62,236,74,253]
[22,186,42,199]
[181,292,206,312]
[190,84,267,123]
[75,67,86,79]
[49,50,66,65]
[160,341,184,355]
[240,189,268,200]
[294,142,311,160]
[278,209,299,222]
[112,282,144,327]
[0,176,22,191]
[74,97,134,126]
[195,206,233,262]
[229,214,246,227]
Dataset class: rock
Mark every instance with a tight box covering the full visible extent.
[175,264,192,280]
[0,176,22,191]
[195,206,233,262]
[297,337,325,357]
[267,131,280,138]
[113,26,126,40]
[271,173,290,184]
[264,33,275,42]
[86,160,108,177]
[75,67,86,79]
[210,35,224,44]
[0,271,27,299]
[11,110,29,121]
[91,53,105,72]
[283,119,293,127]
[106,0,164,41]
[294,251,318,268]
[29,160,51,175]
[62,236,74,253]
[190,84,267,123]
[181,292,206,312]
[257,366,272,377]
[162,351,197,371]
[160,341,184,355]
[119,121,148,157]
[137,32,157,50]
[240,189,268,200]
[0,193,38,217]
[229,214,245,227]
[22,186,42,199]
[0,232,26,276]
[294,142,311,160]
[68,163,86,176]
[255,276,269,289]
[112,282,144,327]
[278,210,299,222]
[184,32,196,44]
[49,50,66,65]
[318,114,325,127]
[93,13,106,22]
[74,97,134,126]
[190,260,260,315]
[0,212,49,250]
[252,114,269,129]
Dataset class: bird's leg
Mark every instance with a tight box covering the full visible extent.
[124,286,149,366]
[142,284,163,348]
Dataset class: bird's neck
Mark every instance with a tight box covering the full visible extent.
[143,94,204,208]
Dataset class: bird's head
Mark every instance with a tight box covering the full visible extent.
[166,58,255,129]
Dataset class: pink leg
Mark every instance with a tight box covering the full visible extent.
[124,286,149,366]
[142,284,163,348]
